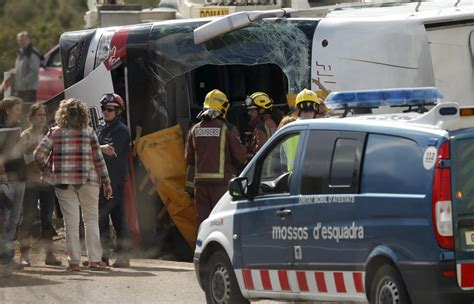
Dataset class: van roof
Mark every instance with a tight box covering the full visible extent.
[289,115,449,138]
[287,100,474,136]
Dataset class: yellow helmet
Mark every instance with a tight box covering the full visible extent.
[295,89,320,111]
[203,89,230,117]
[246,92,273,110]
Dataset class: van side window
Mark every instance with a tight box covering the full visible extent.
[251,133,300,197]
[330,138,360,187]
[361,134,426,194]
[300,131,364,195]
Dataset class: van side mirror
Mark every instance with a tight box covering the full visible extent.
[229,177,248,200]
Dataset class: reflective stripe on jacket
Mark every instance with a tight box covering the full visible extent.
[185,117,246,185]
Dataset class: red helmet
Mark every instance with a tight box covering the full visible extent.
[100,93,125,110]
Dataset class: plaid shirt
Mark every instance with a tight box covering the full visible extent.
[34,126,111,186]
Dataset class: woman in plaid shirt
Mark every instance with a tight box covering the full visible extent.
[34,98,112,271]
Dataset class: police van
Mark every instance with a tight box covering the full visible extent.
[194,87,474,304]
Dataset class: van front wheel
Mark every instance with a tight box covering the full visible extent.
[371,264,411,304]
[205,250,249,304]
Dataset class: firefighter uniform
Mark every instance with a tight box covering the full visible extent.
[247,113,277,159]
[246,92,277,160]
[185,89,246,226]
[295,88,329,119]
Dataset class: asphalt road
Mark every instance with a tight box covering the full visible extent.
[0,259,205,304]
[0,234,361,304]
[1,259,366,304]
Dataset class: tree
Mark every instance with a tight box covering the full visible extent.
[0,0,88,74]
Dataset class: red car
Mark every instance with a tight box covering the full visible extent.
[2,44,64,102]
[37,44,64,102]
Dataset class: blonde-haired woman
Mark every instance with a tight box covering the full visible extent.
[34,98,112,271]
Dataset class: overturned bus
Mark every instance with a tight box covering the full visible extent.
[54,2,474,258]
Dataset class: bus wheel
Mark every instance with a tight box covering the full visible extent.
[371,264,411,304]
[205,250,249,304]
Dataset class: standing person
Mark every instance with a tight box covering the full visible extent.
[13,32,41,103]
[245,92,277,161]
[0,155,14,276]
[0,97,26,270]
[185,89,246,227]
[18,103,61,267]
[295,88,328,119]
[96,93,131,268]
[279,89,328,171]
[34,98,112,272]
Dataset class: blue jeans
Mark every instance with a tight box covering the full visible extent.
[99,181,130,257]
[19,182,56,251]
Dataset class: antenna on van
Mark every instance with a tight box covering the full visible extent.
[193,8,297,45]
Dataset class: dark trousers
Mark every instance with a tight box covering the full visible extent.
[19,182,56,251]
[15,90,37,103]
[195,184,228,227]
[99,181,129,257]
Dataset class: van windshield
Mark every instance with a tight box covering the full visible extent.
[455,138,474,201]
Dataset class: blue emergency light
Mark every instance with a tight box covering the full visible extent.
[325,87,443,115]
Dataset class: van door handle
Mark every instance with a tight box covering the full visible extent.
[276,209,292,217]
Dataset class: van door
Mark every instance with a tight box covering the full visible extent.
[235,129,305,298]
[291,129,366,301]
[450,130,474,289]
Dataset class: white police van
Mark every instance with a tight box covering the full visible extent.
[194,88,474,304]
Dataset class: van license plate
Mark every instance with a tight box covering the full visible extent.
[465,231,474,245]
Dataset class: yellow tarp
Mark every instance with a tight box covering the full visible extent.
[136,124,196,248]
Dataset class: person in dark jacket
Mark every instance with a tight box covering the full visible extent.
[13,32,41,103]
[96,93,131,268]
[185,89,247,227]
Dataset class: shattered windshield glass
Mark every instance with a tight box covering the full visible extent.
[147,19,315,94]
[129,19,317,132]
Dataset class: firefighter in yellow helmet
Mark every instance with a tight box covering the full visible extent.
[245,92,278,161]
[185,89,246,227]
[295,88,328,119]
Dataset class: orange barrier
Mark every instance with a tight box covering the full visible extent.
[136,124,196,248]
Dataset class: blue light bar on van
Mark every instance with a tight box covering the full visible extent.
[325,87,443,111]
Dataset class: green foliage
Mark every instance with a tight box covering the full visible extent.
[0,0,161,74]
[0,0,88,74]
